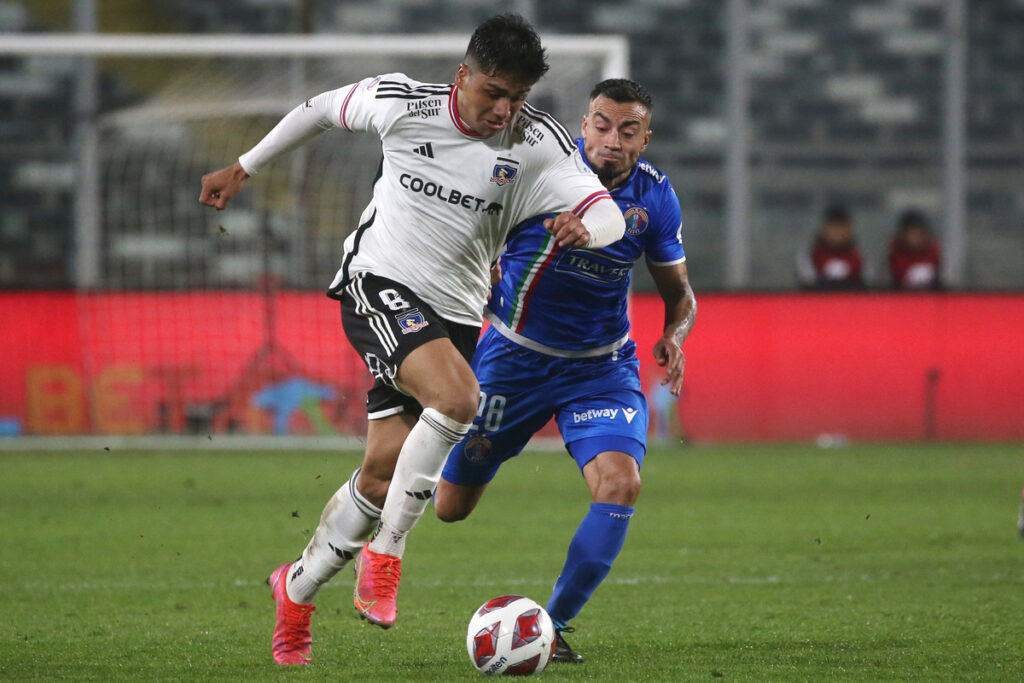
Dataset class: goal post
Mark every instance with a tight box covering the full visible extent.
[1,32,628,443]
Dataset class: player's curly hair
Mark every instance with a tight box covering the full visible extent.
[590,78,654,113]
[465,13,549,84]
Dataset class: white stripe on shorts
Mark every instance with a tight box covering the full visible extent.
[348,272,397,356]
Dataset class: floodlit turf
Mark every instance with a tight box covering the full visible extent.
[1,443,1022,681]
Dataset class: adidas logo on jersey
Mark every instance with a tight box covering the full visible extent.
[412,142,434,158]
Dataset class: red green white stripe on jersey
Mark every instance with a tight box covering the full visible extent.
[508,231,559,333]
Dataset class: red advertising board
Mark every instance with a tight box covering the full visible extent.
[1,291,1021,441]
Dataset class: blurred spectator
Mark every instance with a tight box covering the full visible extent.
[797,204,867,290]
[888,210,942,291]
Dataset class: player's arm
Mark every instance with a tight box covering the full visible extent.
[543,199,625,249]
[649,261,696,396]
[199,86,353,210]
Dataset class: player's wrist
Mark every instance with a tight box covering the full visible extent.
[661,333,683,350]
[234,159,253,179]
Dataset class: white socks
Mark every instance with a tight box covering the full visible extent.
[284,407,472,603]
[368,407,472,558]
[286,468,381,604]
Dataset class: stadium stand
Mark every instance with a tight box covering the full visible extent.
[1,0,1021,291]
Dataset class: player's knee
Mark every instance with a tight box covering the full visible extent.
[434,481,479,523]
[424,380,479,425]
[434,499,471,523]
[595,470,642,506]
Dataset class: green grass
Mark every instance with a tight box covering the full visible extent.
[1,444,1022,681]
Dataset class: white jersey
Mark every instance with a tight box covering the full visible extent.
[240,73,612,326]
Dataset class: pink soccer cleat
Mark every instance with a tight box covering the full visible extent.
[353,545,402,628]
[268,563,315,665]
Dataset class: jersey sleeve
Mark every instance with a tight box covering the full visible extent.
[335,73,410,136]
[237,74,407,175]
[520,147,613,223]
[645,179,686,265]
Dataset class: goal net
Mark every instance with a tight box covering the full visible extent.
[5,34,627,442]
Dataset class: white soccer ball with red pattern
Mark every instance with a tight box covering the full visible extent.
[466,595,556,676]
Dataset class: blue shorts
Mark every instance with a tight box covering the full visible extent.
[442,327,648,486]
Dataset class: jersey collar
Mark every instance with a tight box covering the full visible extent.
[449,84,483,138]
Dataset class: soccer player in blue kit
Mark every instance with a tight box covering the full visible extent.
[434,79,697,663]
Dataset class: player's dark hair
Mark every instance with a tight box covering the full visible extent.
[590,78,653,113]
[465,13,549,84]
[823,203,850,224]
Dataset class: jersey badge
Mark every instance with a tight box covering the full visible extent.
[364,76,382,91]
[490,157,520,186]
[463,435,493,462]
[395,308,430,334]
[624,206,650,236]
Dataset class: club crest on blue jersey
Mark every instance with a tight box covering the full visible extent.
[490,157,520,186]
[623,206,649,236]
[395,308,429,334]
[463,435,493,462]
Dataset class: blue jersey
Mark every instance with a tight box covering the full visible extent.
[485,138,685,355]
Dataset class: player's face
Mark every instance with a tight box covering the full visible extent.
[582,95,652,188]
[455,63,533,138]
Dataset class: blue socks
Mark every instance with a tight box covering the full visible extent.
[547,502,634,627]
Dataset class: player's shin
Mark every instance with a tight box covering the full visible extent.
[547,502,634,626]
[286,468,381,604]
[369,407,472,558]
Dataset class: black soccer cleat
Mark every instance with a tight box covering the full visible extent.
[552,627,584,663]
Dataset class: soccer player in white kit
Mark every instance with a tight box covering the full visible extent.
[199,14,625,666]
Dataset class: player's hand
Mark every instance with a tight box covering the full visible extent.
[487,259,502,301]
[199,162,249,211]
[543,211,590,248]
[653,337,686,396]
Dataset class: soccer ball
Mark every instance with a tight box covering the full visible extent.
[466,595,556,676]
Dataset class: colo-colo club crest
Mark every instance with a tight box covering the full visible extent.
[490,157,520,186]
[395,308,429,334]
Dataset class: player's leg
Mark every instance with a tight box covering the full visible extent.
[366,336,479,552]
[433,479,489,522]
[546,348,648,662]
[355,337,478,626]
[284,412,414,603]
[268,404,414,664]
[548,448,641,625]
[435,327,555,523]
[338,273,481,626]
[546,445,642,663]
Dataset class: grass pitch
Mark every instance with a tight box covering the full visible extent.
[1,443,1022,681]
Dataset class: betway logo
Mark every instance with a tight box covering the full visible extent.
[572,407,639,424]
[573,408,618,423]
